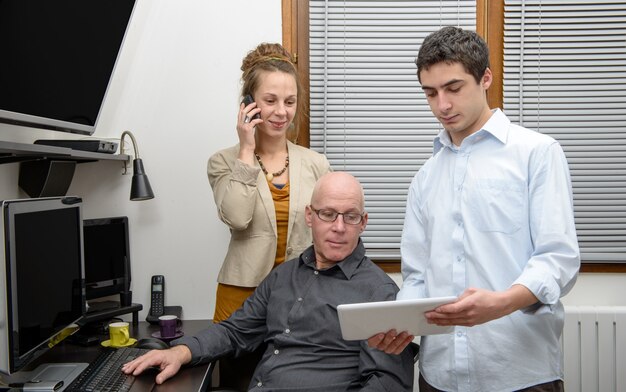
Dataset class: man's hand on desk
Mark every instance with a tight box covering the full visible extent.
[121,345,192,384]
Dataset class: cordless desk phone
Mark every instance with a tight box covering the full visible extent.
[149,275,164,318]
[146,274,179,324]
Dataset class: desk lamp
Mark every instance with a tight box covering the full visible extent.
[120,130,154,201]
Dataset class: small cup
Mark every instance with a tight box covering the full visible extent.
[158,315,180,338]
[109,321,130,347]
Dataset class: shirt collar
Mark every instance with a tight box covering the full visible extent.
[433,108,509,153]
[300,239,366,280]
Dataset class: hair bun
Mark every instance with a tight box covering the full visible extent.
[241,43,294,74]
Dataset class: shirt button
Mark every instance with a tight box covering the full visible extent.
[457,331,463,337]
[285,329,290,334]
[274,349,280,355]
[257,382,263,387]
[286,246,293,254]
[297,297,303,302]
[314,271,319,275]
[457,256,462,262]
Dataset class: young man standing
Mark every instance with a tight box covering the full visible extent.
[369,26,580,392]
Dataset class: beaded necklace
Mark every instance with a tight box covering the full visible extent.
[255,153,289,181]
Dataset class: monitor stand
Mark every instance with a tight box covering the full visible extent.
[86,299,121,313]
[82,302,143,326]
[4,362,88,391]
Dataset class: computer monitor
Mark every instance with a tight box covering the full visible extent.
[0,197,86,376]
[83,217,131,305]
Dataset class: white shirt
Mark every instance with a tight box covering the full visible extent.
[398,109,580,392]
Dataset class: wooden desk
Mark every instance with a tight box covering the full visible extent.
[33,319,213,392]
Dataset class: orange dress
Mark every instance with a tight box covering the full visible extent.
[213,182,290,322]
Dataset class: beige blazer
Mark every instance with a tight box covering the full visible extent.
[207,141,331,287]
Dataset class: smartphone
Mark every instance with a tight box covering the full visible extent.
[242,94,261,120]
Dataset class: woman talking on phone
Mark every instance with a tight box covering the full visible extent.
[208,43,331,323]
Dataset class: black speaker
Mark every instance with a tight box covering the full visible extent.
[18,160,77,197]
[119,290,133,307]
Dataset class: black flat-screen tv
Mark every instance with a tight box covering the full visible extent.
[0,0,137,136]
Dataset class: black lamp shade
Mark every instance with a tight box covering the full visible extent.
[130,158,154,201]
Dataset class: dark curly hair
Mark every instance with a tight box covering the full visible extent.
[416,26,490,84]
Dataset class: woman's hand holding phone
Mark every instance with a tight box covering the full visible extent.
[237,95,262,161]
[242,95,262,122]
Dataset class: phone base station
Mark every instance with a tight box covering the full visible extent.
[146,305,182,324]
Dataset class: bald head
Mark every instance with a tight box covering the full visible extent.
[310,172,365,211]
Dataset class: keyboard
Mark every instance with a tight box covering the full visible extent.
[65,347,150,392]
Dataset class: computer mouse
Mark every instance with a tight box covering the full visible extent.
[134,337,170,350]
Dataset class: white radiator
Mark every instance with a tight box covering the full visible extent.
[562,306,626,392]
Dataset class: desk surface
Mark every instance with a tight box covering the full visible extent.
[36,319,213,392]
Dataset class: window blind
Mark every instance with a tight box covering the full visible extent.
[309,0,476,259]
[503,0,626,262]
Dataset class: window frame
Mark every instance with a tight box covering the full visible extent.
[281,0,623,273]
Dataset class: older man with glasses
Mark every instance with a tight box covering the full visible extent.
[123,171,414,391]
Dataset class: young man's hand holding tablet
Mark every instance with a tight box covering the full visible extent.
[337,296,457,341]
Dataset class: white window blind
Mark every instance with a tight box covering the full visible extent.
[503,0,626,262]
[309,0,476,259]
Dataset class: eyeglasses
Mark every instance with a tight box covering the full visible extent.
[310,206,364,225]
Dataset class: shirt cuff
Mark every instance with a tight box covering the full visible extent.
[513,273,560,311]
[170,336,203,366]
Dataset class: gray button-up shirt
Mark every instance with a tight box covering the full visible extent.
[173,241,414,391]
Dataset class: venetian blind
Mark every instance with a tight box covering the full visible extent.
[503,0,626,262]
[309,0,476,259]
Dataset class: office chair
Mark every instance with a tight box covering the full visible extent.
[206,342,420,391]
[206,344,265,392]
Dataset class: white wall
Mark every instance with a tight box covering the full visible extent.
[0,0,282,321]
[1,1,624,324]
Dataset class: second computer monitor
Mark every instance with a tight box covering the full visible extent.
[83,216,131,303]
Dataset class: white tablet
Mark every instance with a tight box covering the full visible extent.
[337,296,457,340]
